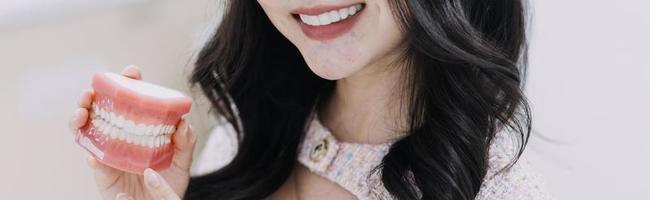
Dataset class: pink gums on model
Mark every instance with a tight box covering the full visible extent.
[76,72,192,174]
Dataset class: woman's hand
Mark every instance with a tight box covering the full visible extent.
[69,66,196,200]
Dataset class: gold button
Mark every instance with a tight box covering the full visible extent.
[310,138,328,162]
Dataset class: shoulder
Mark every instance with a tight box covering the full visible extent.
[475,130,553,200]
[190,117,239,176]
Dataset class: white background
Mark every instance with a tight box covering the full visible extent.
[0,0,648,199]
[525,0,650,199]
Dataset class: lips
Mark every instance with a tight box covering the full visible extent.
[292,3,365,41]
[76,72,192,174]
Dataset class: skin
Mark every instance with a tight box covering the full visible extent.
[72,0,407,198]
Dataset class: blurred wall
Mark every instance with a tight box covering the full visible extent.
[0,0,648,199]
[0,0,219,199]
[525,0,650,199]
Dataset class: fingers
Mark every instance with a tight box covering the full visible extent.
[144,168,181,200]
[87,156,122,192]
[69,108,89,132]
[78,89,94,108]
[171,119,196,172]
[120,65,142,80]
[69,89,94,132]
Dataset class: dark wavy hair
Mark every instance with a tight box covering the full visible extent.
[186,0,531,199]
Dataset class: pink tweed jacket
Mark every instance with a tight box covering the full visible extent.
[191,115,551,200]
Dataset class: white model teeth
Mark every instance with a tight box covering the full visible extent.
[299,4,363,26]
[90,103,176,148]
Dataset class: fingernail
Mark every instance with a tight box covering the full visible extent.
[144,168,160,188]
[115,193,132,200]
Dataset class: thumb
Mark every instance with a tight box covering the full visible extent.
[171,119,196,172]
[143,168,181,200]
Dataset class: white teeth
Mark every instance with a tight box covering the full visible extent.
[126,120,136,135]
[100,121,108,134]
[147,137,154,148]
[116,115,125,127]
[298,4,363,26]
[155,137,161,147]
[339,7,349,19]
[154,125,163,136]
[100,110,110,121]
[157,137,163,147]
[90,103,177,148]
[142,125,150,136]
[349,6,357,15]
[104,126,113,138]
[300,15,317,26]
[100,109,106,120]
[147,125,155,136]
[98,120,107,133]
[98,108,105,120]
[327,10,341,23]
[136,124,146,136]
[107,112,112,122]
[152,137,158,148]
[318,14,331,25]
[126,132,133,144]
[93,111,100,120]
[92,118,101,127]
[116,129,122,140]
[129,135,137,145]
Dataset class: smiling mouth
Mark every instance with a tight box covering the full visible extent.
[291,3,366,41]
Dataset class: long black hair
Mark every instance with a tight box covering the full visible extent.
[186,0,531,199]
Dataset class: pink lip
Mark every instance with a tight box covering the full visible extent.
[292,3,365,41]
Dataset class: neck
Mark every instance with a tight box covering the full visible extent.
[320,55,408,144]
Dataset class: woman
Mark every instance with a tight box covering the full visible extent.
[69,0,550,199]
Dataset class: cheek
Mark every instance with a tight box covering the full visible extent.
[369,1,404,60]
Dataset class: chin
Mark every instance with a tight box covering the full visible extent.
[303,55,366,80]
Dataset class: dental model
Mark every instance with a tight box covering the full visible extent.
[76,72,192,174]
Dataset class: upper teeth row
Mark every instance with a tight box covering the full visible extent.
[299,4,363,26]
[91,104,176,136]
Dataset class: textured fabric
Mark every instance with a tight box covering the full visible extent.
[297,114,392,200]
[191,115,552,199]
